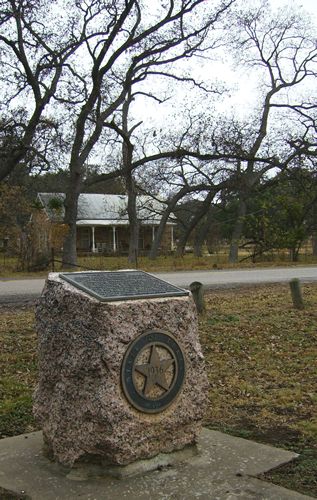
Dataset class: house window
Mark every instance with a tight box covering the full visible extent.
[78,227,90,250]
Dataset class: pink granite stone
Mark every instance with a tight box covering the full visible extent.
[33,272,208,467]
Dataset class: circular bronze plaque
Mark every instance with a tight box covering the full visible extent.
[121,330,186,413]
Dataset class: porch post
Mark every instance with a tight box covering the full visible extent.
[171,225,174,251]
[91,226,96,253]
[112,226,117,252]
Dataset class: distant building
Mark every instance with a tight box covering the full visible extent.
[31,193,175,255]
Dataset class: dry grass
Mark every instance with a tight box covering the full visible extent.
[1,252,317,278]
[0,306,38,438]
[200,283,317,497]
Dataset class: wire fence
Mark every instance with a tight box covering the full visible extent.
[49,248,139,272]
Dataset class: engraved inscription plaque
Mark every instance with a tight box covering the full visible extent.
[59,270,189,302]
[121,330,186,413]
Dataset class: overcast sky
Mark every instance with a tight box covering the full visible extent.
[288,0,317,18]
[129,0,317,136]
[225,0,316,114]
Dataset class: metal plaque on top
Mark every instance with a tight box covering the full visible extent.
[59,270,189,302]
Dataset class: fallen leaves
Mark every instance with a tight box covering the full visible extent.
[200,283,317,497]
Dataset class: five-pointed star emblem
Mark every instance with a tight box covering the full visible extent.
[135,345,175,396]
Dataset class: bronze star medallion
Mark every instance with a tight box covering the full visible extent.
[121,330,186,413]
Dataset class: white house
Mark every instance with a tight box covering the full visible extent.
[34,193,175,254]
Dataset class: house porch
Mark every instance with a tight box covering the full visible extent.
[77,224,174,254]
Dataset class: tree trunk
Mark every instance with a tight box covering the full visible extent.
[62,218,78,268]
[149,187,190,260]
[228,198,246,264]
[193,216,212,257]
[149,210,171,259]
[311,230,317,257]
[312,231,317,257]
[176,191,214,258]
[121,93,139,267]
[289,246,300,262]
[193,239,203,258]
[62,167,82,268]
[127,184,139,266]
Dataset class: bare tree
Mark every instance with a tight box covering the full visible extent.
[141,110,282,259]
[0,0,94,180]
[101,88,142,264]
[60,0,238,266]
[223,1,317,262]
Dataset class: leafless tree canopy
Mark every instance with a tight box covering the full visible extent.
[1,0,317,264]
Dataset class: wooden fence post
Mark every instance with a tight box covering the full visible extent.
[189,281,205,314]
[289,278,305,310]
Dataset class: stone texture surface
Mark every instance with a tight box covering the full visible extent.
[33,272,208,467]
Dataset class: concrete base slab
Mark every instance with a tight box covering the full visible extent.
[0,428,312,500]
[65,444,199,480]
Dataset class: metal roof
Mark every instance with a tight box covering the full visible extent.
[37,193,168,224]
